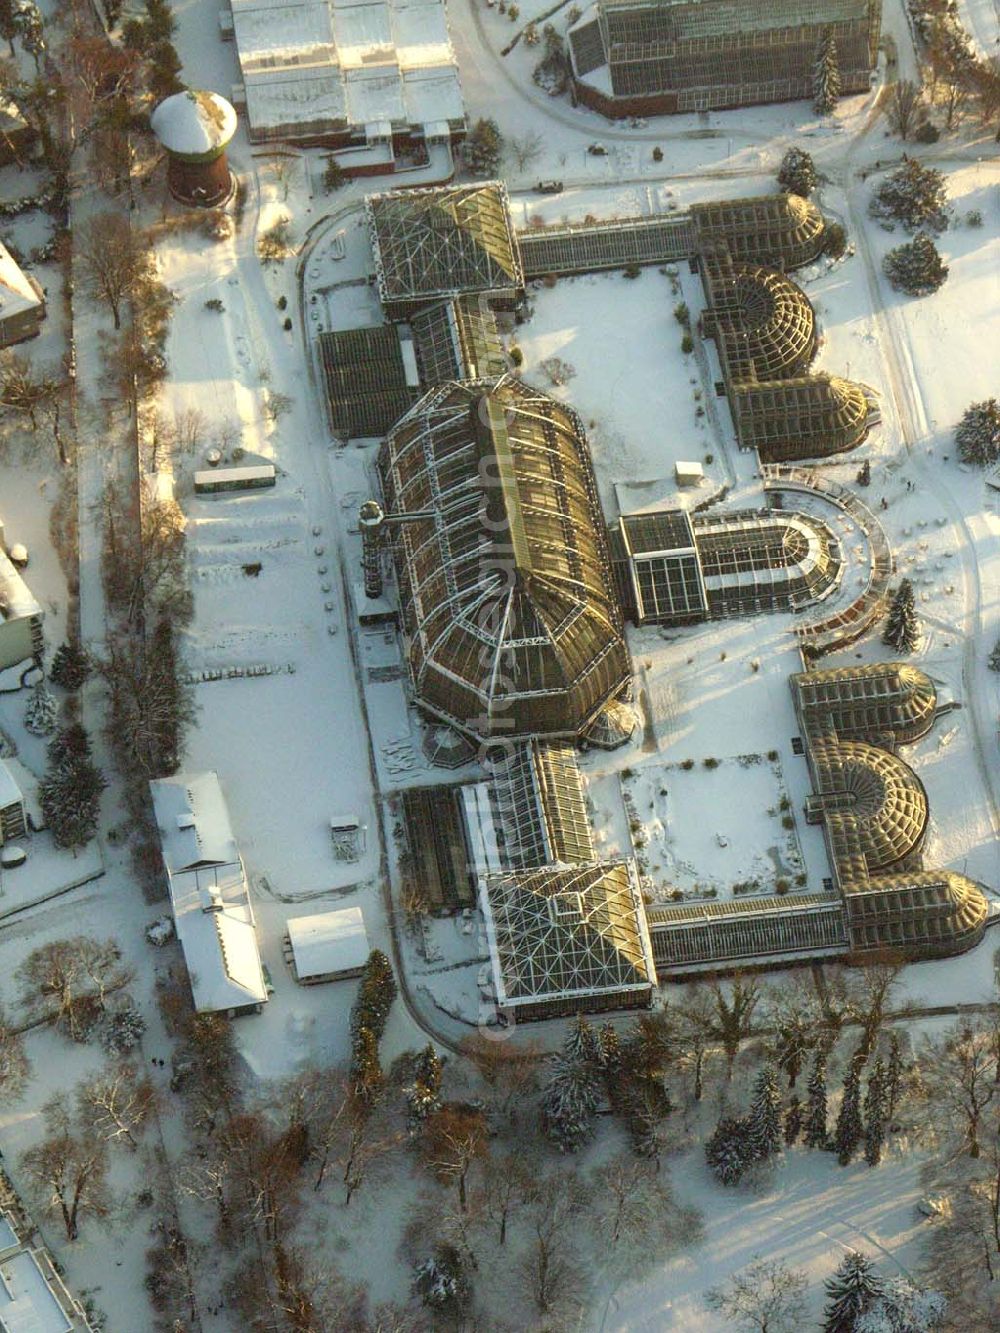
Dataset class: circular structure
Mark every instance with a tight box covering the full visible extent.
[150,90,237,208]
[1,844,26,868]
[831,740,929,872]
[378,377,631,741]
[726,266,817,381]
[586,699,638,750]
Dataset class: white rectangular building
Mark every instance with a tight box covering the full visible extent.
[286,905,369,983]
[228,0,465,159]
[149,771,268,1016]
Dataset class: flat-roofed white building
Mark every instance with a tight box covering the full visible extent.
[149,771,268,1016]
[0,1206,94,1331]
[227,0,464,170]
[285,905,370,983]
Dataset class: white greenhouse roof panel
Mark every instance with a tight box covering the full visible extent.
[229,0,463,140]
[287,906,370,980]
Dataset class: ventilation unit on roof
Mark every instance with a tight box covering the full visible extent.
[200,887,223,913]
[176,812,196,830]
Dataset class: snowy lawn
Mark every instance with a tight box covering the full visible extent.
[517,264,717,511]
[621,755,807,902]
[603,1140,930,1331]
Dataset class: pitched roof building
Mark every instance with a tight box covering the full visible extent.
[367,181,523,316]
[480,859,657,1020]
[149,772,268,1016]
[227,0,465,165]
[0,241,44,349]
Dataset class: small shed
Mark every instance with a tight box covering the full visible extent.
[675,460,704,487]
[286,906,369,985]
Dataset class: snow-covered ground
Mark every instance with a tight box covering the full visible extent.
[956,0,1000,60]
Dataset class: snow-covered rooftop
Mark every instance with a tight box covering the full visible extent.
[287,905,370,979]
[149,772,268,1014]
[0,538,41,623]
[0,242,43,326]
[0,1209,90,1332]
[150,90,238,156]
[231,0,463,139]
[0,757,24,812]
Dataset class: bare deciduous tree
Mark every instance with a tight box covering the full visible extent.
[17,936,133,1040]
[673,984,717,1100]
[0,1003,29,1102]
[710,975,761,1079]
[473,1149,535,1246]
[594,1154,702,1261]
[889,79,922,140]
[705,1256,808,1333]
[507,130,543,172]
[422,1104,489,1213]
[20,1097,111,1240]
[78,1061,157,1150]
[304,1071,401,1205]
[99,479,190,624]
[173,405,206,454]
[918,1017,998,1158]
[460,1032,540,1123]
[518,1172,590,1317]
[215,1110,304,1245]
[0,352,69,463]
[139,407,177,474]
[76,211,151,329]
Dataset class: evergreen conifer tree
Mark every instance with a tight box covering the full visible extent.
[823,1249,886,1333]
[883,579,920,653]
[351,1026,385,1105]
[565,1012,599,1065]
[49,641,92,691]
[956,398,1000,466]
[747,1063,782,1162]
[406,1043,443,1135]
[705,1114,753,1185]
[598,1020,628,1111]
[777,146,818,198]
[784,1095,803,1145]
[863,1059,887,1167]
[39,723,105,852]
[834,1060,865,1165]
[813,28,841,114]
[804,1050,829,1149]
[883,233,949,297]
[24,681,57,736]
[540,1053,600,1152]
[870,157,949,232]
[857,459,871,487]
[349,950,397,1099]
[465,118,503,176]
[775,1013,813,1088]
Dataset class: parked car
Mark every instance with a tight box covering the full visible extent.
[534,179,564,194]
[586,142,608,156]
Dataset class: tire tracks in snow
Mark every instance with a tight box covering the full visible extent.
[847,184,1000,859]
